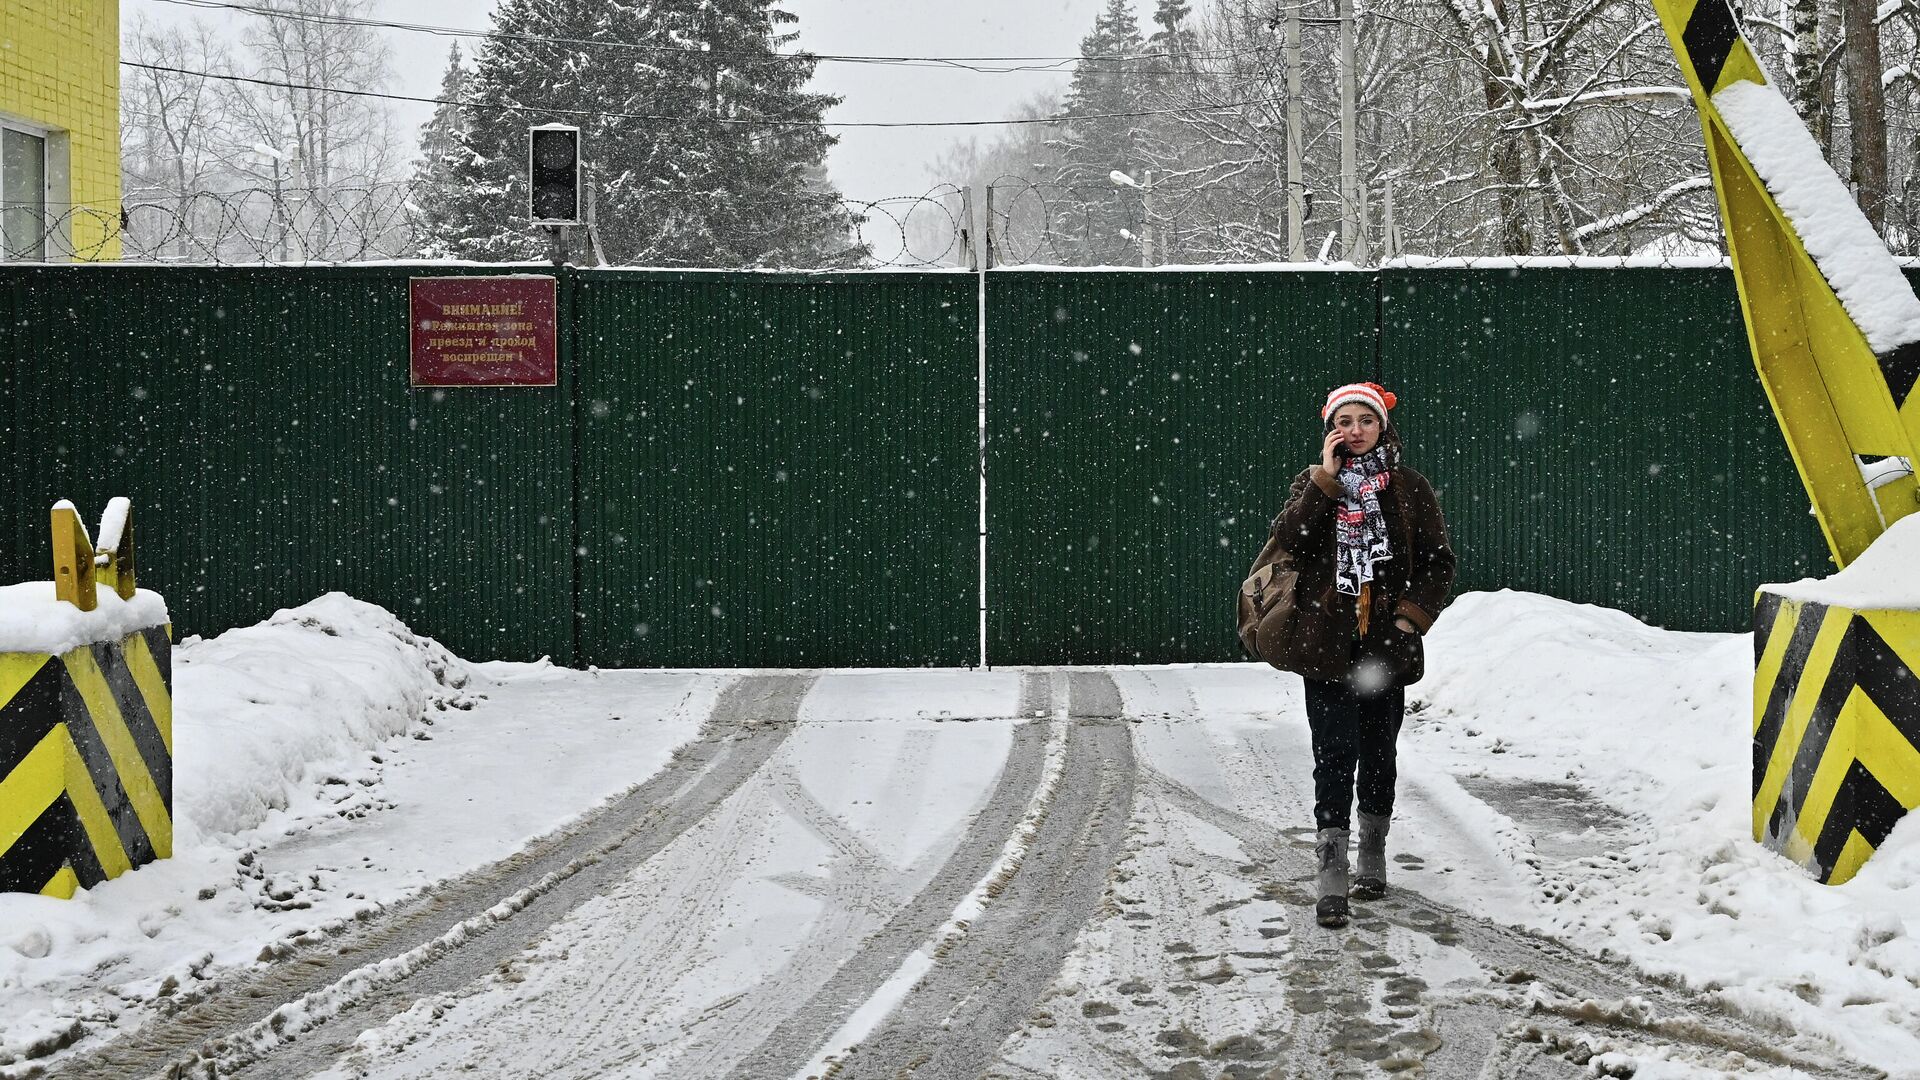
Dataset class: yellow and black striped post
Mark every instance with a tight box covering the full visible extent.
[1,500,172,899]
[1753,591,1920,884]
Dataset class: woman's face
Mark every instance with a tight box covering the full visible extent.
[1330,403,1383,456]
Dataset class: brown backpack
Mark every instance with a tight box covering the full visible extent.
[1236,535,1349,680]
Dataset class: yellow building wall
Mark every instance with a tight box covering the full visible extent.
[0,0,122,260]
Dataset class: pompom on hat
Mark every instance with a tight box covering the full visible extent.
[1321,382,1397,421]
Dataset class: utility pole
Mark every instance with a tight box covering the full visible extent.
[1338,0,1365,264]
[581,160,609,267]
[1284,0,1306,261]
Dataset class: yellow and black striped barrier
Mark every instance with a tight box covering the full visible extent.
[1656,1,1920,884]
[1753,590,1920,884]
[1,500,173,898]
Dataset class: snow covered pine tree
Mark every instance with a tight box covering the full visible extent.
[413,0,859,267]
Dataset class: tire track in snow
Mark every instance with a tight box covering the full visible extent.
[806,671,1139,1080]
[41,673,814,1080]
[719,671,1066,1079]
[661,728,939,1080]
[569,739,927,1080]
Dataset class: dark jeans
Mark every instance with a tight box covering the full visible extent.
[1303,663,1406,832]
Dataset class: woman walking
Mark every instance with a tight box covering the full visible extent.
[1268,382,1455,928]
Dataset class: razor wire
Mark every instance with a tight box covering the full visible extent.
[1,183,976,268]
[980,175,1736,267]
[0,175,1800,269]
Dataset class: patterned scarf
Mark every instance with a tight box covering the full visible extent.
[1333,444,1394,596]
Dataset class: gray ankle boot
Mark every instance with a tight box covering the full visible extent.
[1353,811,1390,901]
[1314,827,1350,927]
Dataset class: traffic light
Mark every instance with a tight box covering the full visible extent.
[528,124,581,225]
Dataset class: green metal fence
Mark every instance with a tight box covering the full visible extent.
[1,266,977,667]
[0,264,1859,668]
[2,266,576,664]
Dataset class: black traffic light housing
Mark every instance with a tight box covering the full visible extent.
[528,124,581,225]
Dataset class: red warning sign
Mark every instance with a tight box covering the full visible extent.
[410,276,558,387]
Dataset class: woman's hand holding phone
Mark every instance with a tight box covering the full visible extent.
[1320,429,1348,474]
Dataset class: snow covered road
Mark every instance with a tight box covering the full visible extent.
[8,593,1916,1079]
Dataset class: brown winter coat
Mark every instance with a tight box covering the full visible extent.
[1243,462,1456,683]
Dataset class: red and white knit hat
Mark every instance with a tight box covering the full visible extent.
[1321,381,1397,421]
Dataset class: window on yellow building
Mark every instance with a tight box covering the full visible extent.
[2,124,49,261]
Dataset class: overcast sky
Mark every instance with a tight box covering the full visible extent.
[124,0,1139,202]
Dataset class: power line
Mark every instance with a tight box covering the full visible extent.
[121,60,1288,128]
[147,0,1259,74]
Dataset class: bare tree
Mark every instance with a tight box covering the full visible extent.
[121,16,238,257]
[222,0,404,259]
[1107,0,1706,259]
[230,0,400,190]
[922,91,1068,265]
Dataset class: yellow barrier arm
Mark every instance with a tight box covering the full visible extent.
[1653,0,1920,567]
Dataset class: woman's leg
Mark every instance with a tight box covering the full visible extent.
[1351,685,1405,900]
[1303,676,1360,831]
[1353,685,1406,820]
[1304,675,1360,925]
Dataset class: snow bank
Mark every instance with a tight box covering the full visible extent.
[1414,591,1920,1073]
[0,582,170,655]
[171,593,475,840]
[1764,512,1920,609]
[0,594,482,1073]
[0,595,726,1076]
[1417,590,1745,841]
[1713,78,1920,353]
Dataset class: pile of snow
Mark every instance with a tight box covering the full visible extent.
[1713,78,1920,353]
[1764,511,1920,609]
[0,582,169,656]
[1411,591,1920,1071]
[171,593,477,839]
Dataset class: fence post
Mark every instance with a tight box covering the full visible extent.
[983,184,997,270]
[562,266,582,668]
[962,185,978,271]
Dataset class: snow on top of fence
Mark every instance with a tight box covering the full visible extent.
[1385,254,1730,270]
[20,259,976,274]
[1713,78,1920,353]
[993,260,1371,272]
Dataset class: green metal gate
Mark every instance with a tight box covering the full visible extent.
[1377,266,1830,632]
[0,263,1861,668]
[571,271,979,667]
[984,270,1379,665]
